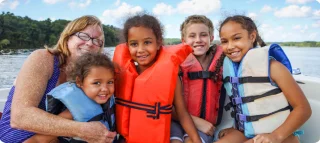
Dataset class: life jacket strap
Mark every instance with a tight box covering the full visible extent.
[223,76,270,84]
[231,88,282,105]
[87,100,116,132]
[187,71,217,80]
[231,106,291,122]
[115,98,172,119]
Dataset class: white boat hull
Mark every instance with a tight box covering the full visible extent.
[0,75,319,142]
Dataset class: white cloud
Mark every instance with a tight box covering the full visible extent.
[286,0,313,4]
[0,0,19,9]
[43,0,64,4]
[165,24,172,29]
[292,24,308,33]
[115,0,120,6]
[69,0,91,9]
[101,2,143,26]
[246,0,256,3]
[260,24,270,29]
[293,25,301,30]
[261,5,273,13]
[313,10,320,17]
[312,20,320,28]
[164,24,181,38]
[9,0,19,9]
[309,33,318,40]
[248,13,257,20]
[275,26,284,31]
[50,17,57,21]
[177,0,221,14]
[153,3,174,15]
[274,5,312,18]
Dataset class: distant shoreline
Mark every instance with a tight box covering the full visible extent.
[164,38,320,48]
[0,40,319,55]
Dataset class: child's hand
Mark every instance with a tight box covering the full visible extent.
[252,133,282,143]
[194,117,215,136]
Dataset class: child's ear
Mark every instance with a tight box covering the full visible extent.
[75,77,82,87]
[181,38,185,43]
[210,35,214,43]
[250,31,257,43]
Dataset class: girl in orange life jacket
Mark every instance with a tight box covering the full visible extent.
[114,14,201,143]
[216,15,311,143]
[170,15,225,143]
[26,52,117,143]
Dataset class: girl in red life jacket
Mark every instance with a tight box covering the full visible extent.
[114,13,201,143]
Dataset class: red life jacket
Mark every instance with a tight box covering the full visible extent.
[180,45,224,125]
[113,43,192,143]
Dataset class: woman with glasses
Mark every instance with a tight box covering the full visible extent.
[0,15,115,143]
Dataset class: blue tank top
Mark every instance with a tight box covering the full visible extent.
[0,55,60,143]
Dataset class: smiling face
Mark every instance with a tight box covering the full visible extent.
[77,66,115,104]
[67,25,103,61]
[182,23,213,58]
[220,21,256,62]
[127,26,159,72]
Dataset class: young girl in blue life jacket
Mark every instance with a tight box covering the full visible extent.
[113,13,202,143]
[27,52,117,143]
[170,15,225,143]
[215,15,311,143]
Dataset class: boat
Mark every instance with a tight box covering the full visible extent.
[0,74,319,143]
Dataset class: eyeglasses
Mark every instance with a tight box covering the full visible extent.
[73,32,103,47]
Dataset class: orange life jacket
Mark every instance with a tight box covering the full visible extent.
[113,43,192,143]
[180,45,224,125]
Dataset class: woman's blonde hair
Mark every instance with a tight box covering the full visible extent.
[46,15,104,67]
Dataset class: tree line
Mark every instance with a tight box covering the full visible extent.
[274,41,320,47]
[0,12,120,49]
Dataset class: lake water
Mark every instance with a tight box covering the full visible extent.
[0,47,319,88]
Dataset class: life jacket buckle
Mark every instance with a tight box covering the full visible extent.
[236,113,247,122]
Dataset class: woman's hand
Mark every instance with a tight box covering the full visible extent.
[79,121,117,143]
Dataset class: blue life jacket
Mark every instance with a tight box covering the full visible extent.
[223,44,292,138]
[46,82,115,131]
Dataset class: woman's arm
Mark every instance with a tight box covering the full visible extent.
[267,60,312,141]
[26,109,74,143]
[11,49,116,143]
[173,77,202,143]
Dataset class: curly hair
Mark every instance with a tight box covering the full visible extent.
[122,13,164,46]
[67,52,114,83]
[210,45,225,82]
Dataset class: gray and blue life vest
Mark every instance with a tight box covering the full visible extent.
[223,44,292,138]
[46,82,116,132]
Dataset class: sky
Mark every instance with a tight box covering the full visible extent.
[0,0,320,42]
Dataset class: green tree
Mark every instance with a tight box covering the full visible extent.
[0,39,10,49]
